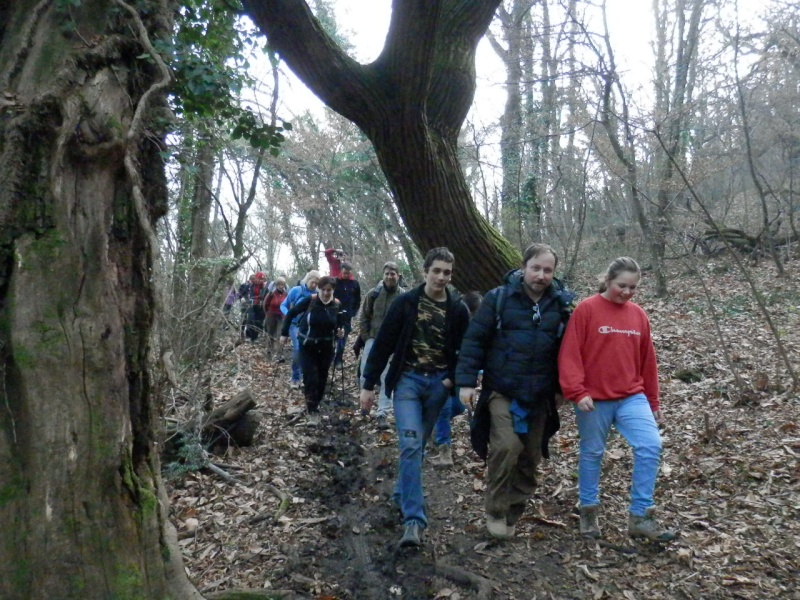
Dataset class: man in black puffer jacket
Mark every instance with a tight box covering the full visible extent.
[456,243,576,540]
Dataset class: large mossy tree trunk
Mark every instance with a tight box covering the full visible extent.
[243,0,520,292]
[0,1,199,598]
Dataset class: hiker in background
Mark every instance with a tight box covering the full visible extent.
[360,248,471,548]
[222,281,237,316]
[238,274,255,338]
[324,243,347,278]
[221,281,237,330]
[356,261,406,431]
[263,277,288,360]
[559,257,677,542]
[333,261,361,367]
[429,290,483,467]
[244,272,268,341]
[281,276,345,426]
[281,270,320,388]
[456,243,576,539]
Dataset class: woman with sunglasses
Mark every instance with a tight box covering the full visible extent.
[559,257,676,542]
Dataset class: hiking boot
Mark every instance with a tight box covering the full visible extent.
[290,380,301,389]
[376,415,390,431]
[628,507,677,542]
[486,514,511,540]
[429,444,454,467]
[579,505,601,539]
[306,412,321,427]
[399,522,422,547]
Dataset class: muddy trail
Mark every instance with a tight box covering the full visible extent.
[169,294,799,600]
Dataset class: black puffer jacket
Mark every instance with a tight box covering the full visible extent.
[362,284,471,395]
[455,270,576,407]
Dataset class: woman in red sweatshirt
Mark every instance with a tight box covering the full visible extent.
[559,257,676,542]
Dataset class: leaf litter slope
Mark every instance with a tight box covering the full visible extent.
[168,260,799,599]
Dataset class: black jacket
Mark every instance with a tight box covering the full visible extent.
[362,284,471,395]
[334,277,361,320]
[281,295,345,342]
[456,269,575,408]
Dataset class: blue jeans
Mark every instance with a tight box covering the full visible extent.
[289,324,302,383]
[434,394,466,446]
[575,393,662,517]
[392,370,450,528]
[360,338,392,417]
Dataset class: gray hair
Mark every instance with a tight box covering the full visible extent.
[302,270,321,285]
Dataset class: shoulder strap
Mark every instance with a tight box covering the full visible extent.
[305,294,318,330]
[494,287,508,330]
[370,283,382,300]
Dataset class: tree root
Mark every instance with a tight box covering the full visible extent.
[248,483,291,525]
[206,462,241,486]
[435,563,493,600]
[205,589,295,599]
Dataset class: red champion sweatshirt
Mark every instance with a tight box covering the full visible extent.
[558,294,659,411]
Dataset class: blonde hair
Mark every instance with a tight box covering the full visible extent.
[599,257,641,293]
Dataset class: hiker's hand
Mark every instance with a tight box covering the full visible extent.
[336,327,344,339]
[442,378,453,389]
[460,387,477,410]
[577,396,595,412]
[652,409,662,423]
[360,389,375,414]
[280,336,288,345]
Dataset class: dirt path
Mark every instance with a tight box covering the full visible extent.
[169,277,800,600]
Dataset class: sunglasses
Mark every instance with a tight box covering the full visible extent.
[532,304,541,326]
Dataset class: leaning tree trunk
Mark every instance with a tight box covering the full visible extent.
[0,1,199,598]
[243,0,520,292]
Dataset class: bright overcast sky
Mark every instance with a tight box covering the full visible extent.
[277,1,655,126]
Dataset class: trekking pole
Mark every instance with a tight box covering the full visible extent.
[324,343,338,407]
[340,355,346,406]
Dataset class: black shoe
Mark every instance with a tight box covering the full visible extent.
[376,415,391,431]
[399,522,422,547]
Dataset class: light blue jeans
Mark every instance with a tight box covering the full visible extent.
[289,323,302,383]
[392,370,450,528]
[434,394,466,446]
[360,338,392,417]
[575,393,662,517]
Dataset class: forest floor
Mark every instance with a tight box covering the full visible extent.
[166,259,800,600]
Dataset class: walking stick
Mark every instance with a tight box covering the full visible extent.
[340,355,346,406]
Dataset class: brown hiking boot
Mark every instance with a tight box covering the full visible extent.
[579,505,601,539]
[628,507,677,542]
[429,444,454,467]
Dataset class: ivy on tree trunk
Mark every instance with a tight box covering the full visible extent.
[0,1,200,597]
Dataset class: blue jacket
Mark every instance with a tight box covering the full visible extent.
[455,270,576,408]
[362,284,471,395]
[280,283,313,325]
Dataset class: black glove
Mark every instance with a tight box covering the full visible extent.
[352,336,365,359]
